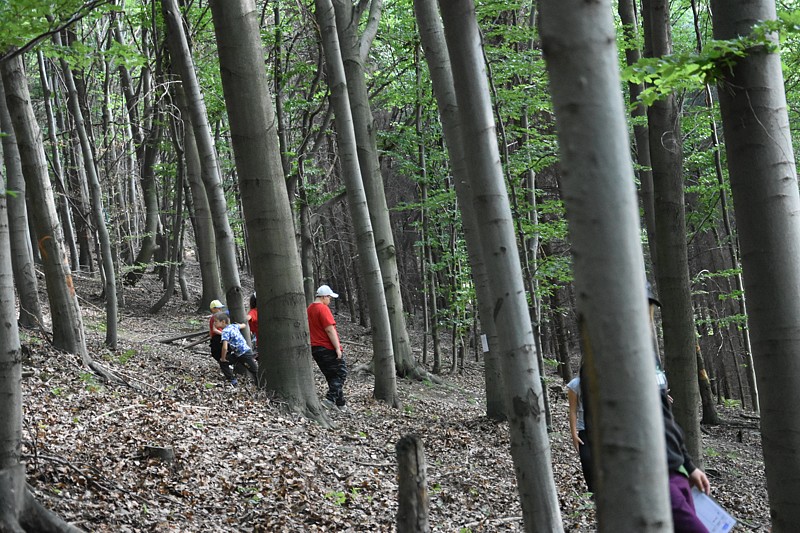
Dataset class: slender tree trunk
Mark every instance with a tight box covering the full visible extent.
[57,36,118,349]
[1,54,89,362]
[440,2,561,529]
[331,0,418,378]
[618,0,657,266]
[175,86,221,310]
[711,1,800,526]
[690,0,759,415]
[162,0,246,323]
[643,0,702,464]
[0,76,41,329]
[414,0,504,419]
[540,0,673,529]
[315,0,399,407]
[125,107,162,285]
[37,53,79,273]
[150,115,185,314]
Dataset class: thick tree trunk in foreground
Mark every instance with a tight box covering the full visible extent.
[414,0,504,420]
[316,0,399,407]
[0,111,82,533]
[209,0,342,418]
[161,0,246,322]
[1,54,88,362]
[711,1,800,527]
[0,76,41,329]
[395,434,430,532]
[540,0,673,529]
[643,0,702,464]
[439,2,562,530]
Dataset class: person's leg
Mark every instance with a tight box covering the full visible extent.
[330,357,348,406]
[240,352,259,385]
[210,335,222,361]
[313,349,338,402]
[217,359,236,382]
[577,430,594,493]
[668,472,709,533]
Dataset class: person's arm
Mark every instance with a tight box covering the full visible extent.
[238,322,247,330]
[324,324,342,358]
[567,389,583,452]
[220,340,229,363]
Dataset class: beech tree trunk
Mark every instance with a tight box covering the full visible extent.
[37,53,79,274]
[540,0,673,529]
[643,0,702,464]
[330,0,419,378]
[208,0,343,418]
[413,0,505,420]
[0,162,82,533]
[1,54,88,361]
[175,86,222,310]
[161,0,246,323]
[316,0,399,407]
[711,1,800,527]
[0,76,41,329]
[57,37,118,348]
[618,0,657,266]
[439,2,562,530]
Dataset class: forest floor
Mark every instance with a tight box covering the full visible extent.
[18,270,771,532]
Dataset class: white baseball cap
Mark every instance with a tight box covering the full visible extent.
[316,285,339,298]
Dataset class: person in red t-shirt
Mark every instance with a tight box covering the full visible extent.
[247,292,259,358]
[307,285,348,411]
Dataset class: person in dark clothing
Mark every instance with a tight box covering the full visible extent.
[567,374,594,493]
[580,282,710,532]
[307,285,348,412]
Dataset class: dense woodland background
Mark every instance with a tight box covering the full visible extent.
[0,0,798,531]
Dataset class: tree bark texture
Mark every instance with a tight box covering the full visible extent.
[1,54,88,361]
[439,2,562,530]
[316,0,399,407]
[0,76,41,329]
[174,86,222,310]
[414,0,505,420]
[331,0,418,378]
[209,0,342,417]
[0,123,81,533]
[161,0,246,323]
[643,0,702,464]
[540,0,673,529]
[395,434,430,533]
[57,40,118,349]
[711,0,800,527]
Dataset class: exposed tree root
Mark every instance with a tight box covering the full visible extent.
[0,465,82,533]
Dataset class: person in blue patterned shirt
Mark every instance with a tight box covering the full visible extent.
[214,312,259,387]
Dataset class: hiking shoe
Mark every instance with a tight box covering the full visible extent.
[337,404,349,413]
[321,398,336,409]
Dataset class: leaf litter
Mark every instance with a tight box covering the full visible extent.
[19,273,770,531]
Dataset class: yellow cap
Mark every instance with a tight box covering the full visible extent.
[210,299,225,310]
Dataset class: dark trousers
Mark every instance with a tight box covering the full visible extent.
[211,336,259,384]
[312,347,347,406]
[577,430,595,493]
